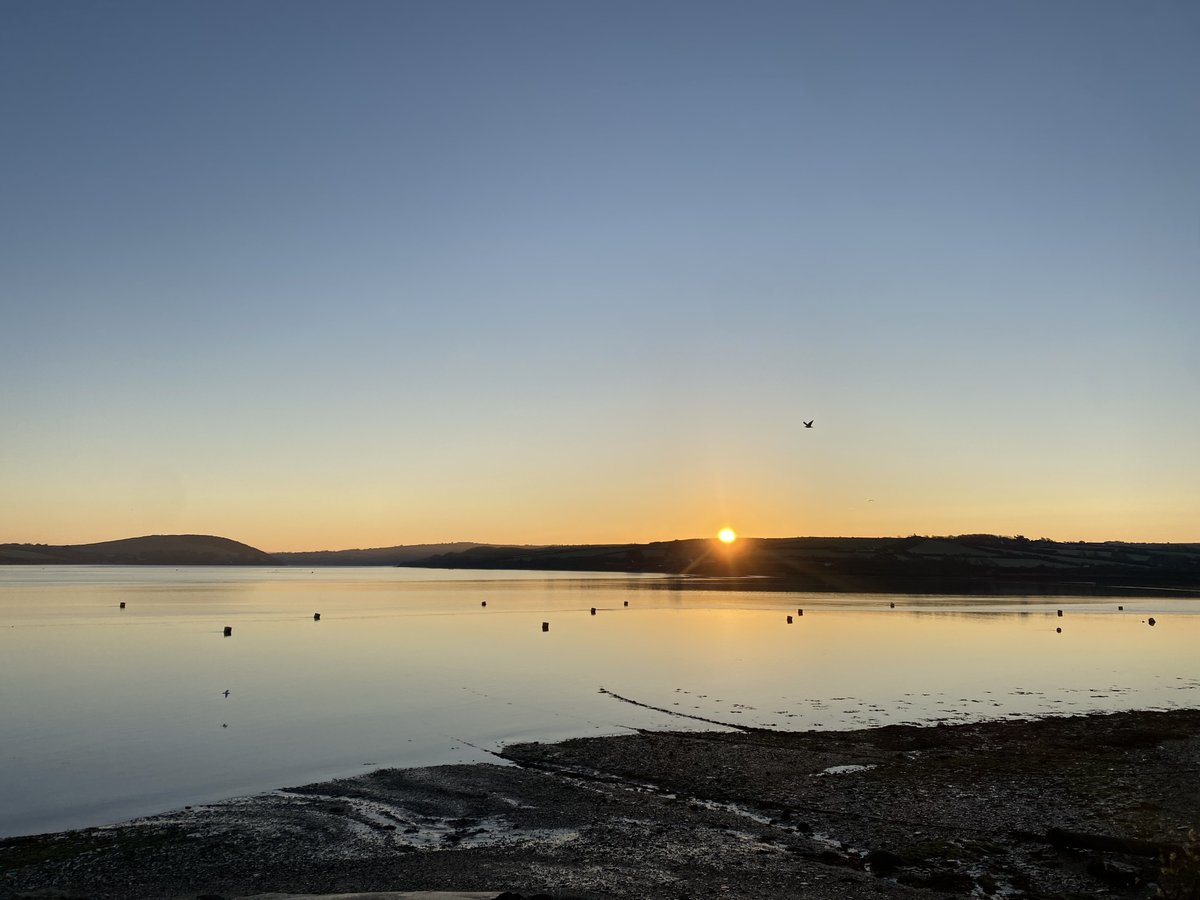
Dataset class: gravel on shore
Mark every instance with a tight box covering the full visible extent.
[2,709,1198,900]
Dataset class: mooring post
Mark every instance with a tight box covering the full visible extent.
[119,601,126,609]
[313,613,320,621]
[223,626,232,637]
[542,622,549,632]
[787,615,793,624]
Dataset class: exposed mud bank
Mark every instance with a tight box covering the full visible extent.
[3,710,1198,899]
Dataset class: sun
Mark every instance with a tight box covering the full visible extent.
[718,528,736,544]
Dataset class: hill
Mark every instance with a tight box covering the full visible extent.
[0,535,280,566]
[401,534,1200,594]
[273,542,490,566]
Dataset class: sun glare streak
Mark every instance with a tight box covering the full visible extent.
[718,528,736,544]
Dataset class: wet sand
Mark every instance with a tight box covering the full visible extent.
[2,709,1198,899]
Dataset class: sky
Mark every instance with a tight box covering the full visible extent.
[1,1,1197,551]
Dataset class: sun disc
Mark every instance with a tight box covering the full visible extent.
[718,528,736,544]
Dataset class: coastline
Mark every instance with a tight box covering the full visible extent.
[3,709,1198,900]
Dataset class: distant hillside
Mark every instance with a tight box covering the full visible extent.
[274,543,491,566]
[0,535,280,566]
[401,535,1200,594]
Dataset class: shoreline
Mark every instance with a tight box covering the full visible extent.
[3,709,1199,899]
[5,561,1198,599]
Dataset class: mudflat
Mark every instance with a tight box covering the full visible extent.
[2,710,1198,900]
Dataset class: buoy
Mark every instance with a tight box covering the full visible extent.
[119,601,126,609]
[313,613,320,621]
[542,622,549,632]
[223,626,232,636]
[1057,609,1063,617]
[787,615,793,624]
[590,607,596,616]
[1148,617,1156,627]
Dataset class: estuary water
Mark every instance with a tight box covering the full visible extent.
[1,566,1198,838]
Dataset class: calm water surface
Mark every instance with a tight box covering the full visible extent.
[1,566,1198,837]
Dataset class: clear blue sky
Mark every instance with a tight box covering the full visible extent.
[2,1,1197,549]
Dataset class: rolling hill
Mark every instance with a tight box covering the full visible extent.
[273,542,489,566]
[400,535,1200,594]
[0,535,280,566]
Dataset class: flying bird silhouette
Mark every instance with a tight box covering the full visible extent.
[803,420,814,428]
[222,690,230,698]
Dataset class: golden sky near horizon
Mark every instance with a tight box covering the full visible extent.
[4,422,1196,551]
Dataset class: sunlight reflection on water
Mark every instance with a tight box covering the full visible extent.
[1,566,1197,837]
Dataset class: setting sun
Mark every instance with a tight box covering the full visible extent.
[718,528,736,544]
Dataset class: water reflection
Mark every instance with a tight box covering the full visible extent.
[0,566,1196,838]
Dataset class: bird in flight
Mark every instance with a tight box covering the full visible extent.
[222,690,231,698]
[803,420,814,428]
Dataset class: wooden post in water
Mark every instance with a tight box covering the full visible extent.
[119,601,126,609]
[590,607,596,616]
[1056,627,1062,633]
[223,626,232,636]
[797,608,803,616]
[313,613,321,621]
[481,601,486,607]
[1148,617,1157,627]
[1057,609,1063,617]
[623,600,628,607]
[787,615,793,624]
[542,622,549,632]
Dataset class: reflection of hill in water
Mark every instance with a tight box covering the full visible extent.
[402,535,1200,595]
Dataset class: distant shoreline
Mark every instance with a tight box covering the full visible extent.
[3,533,1199,597]
[3,562,1198,597]
[400,569,1200,597]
